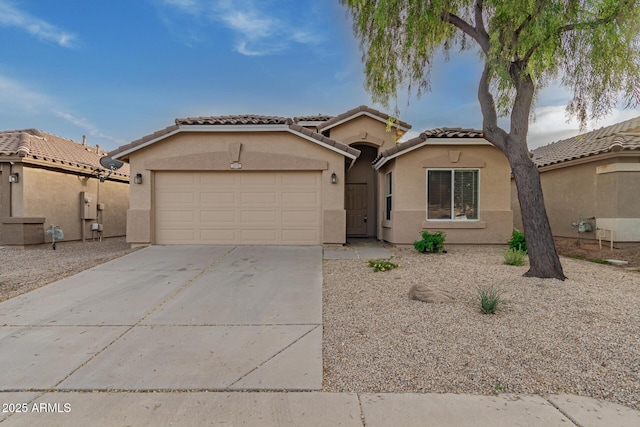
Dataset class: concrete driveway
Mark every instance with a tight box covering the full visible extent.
[0,246,322,392]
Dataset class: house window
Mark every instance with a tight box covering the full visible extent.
[427,169,479,220]
[385,172,392,220]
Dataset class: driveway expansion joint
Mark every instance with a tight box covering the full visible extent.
[226,324,321,389]
[544,395,582,427]
[44,247,237,392]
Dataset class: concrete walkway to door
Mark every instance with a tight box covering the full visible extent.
[0,245,322,392]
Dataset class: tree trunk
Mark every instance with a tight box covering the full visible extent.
[509,143,567,280]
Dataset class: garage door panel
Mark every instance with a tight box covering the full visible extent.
[282,192,318,205]
[281,172,318,184]
[241,173,277,185]
[241,192,277,204]
[200,174,236,185]
[158,229,196,243]
[201,192,235,204]
[157,210,196,223]
[281,229,319,243]
[155,171,321,245]
[282,210,319,223]
[158,173,197,186]
[156,192,196,205]
[241,210,277,223]
[201,210,236,223]
[200,229,237,242]
[241,229,278,242]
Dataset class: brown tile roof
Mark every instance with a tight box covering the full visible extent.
[288,124,360,157]
[0,129,130,179]
[177,115,292,126]
[532,117,640,167]
[372,127,485,165]
[317,105,412,132]
[110,114,361,160]
[293,114,334,123]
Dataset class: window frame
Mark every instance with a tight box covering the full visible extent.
[426,168,480,221]
[385,172,392,221]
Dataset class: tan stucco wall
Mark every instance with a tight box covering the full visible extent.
[327,115,399,152]
[382,144,513,245]
[21,167,128,242]
[125,130,347,245]
[512,155,640,242]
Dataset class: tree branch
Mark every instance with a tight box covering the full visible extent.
[477,63,508,151]
[474,0,488,38]
[509,63,535,142]
[521,11,620,66]
[443,12,490,54]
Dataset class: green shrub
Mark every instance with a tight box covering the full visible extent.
[367,259,398,272]
[413,231,446,253]
[478,285,502,314]
[507,229,527,252]
[503,247,527,266]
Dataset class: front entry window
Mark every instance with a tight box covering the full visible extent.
[427,169,479,220]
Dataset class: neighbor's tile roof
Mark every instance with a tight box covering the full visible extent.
[372,127,484,165]
[532,117,640,167]
[0,129,129,178]
[109,113,360,159]
[317,105,412,132]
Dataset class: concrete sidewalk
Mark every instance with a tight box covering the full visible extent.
[1,391,639,426]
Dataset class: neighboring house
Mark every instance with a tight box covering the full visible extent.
[109,105,512,247]
[511,117,640,245]
[0,129,130,246]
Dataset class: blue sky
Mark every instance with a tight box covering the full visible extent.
[1,0,638,152]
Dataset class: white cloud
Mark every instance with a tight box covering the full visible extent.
[0,73,122,146]
[159,0,324,55]
[0,0,77,48]
[53,111,124,146]
[528,105,640,148]
[220,10,274,41]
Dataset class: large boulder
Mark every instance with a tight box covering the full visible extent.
[408,284,455,303]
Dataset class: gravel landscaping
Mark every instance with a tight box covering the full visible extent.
[323,246,640,410]
[0,237,138,302]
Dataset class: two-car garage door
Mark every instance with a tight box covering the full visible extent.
[154,171,321,245]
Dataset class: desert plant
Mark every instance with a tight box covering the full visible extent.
[507,229,527,252]
[413,231,446,253]
[478,285,502,315]
[367,259,398,272]
[503,248,527,266]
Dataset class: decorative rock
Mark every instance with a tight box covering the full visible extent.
[408,284,455,303]
[606,259,629,266]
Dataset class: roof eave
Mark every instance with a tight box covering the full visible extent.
[286,127,360,162]
[318,111,411,133]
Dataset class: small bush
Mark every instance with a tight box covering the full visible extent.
[367,259,398,272]
[478,285,502,315]
[507,229,527,252]
[503,248,527,266]
[413,231,446,253]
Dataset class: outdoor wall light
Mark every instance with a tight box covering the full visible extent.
[134,173,143,184]
[330,172,337,184]
[8,173,19,183]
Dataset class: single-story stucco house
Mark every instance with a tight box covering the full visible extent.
[0,129,130,246]
[512,116,640,245]
[109,105,513,247]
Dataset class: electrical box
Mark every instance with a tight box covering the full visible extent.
[97,203,105,211]
[80,192,97,219]
[91,223,103,231]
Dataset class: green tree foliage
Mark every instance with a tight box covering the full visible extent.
[342,0,640,280]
